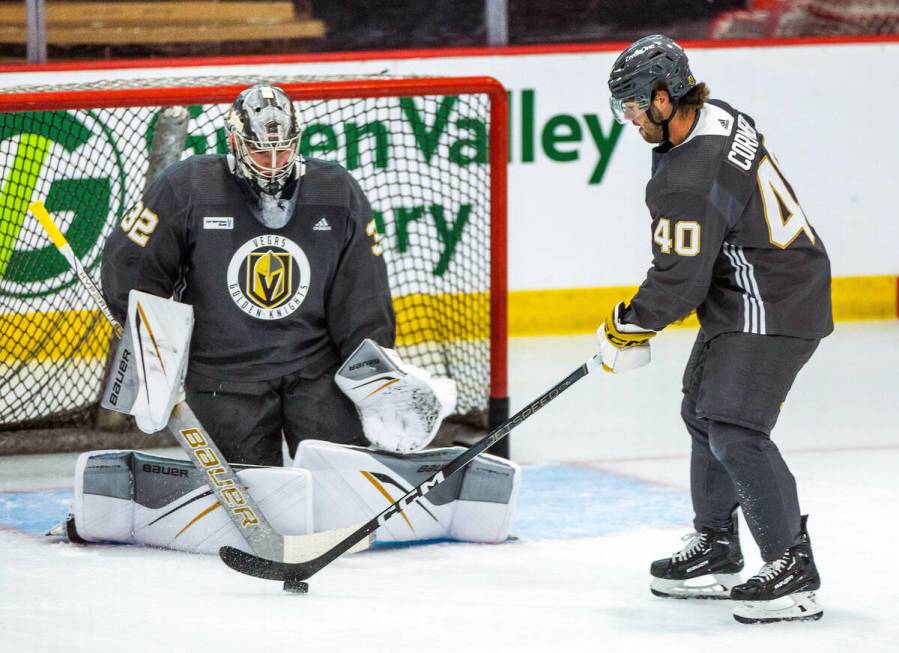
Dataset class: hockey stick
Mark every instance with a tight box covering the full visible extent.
[28,200,366,569]
[220,352,602,591]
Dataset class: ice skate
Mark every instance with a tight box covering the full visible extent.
[650,522,743,599]
[732,515,823,624]
[45,513,86,543]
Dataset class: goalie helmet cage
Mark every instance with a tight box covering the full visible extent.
[0,75,509,453]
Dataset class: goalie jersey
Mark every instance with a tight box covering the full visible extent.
[624,100,833,340]
[101,156,395,382]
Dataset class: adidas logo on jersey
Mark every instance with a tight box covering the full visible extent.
[718,118,730,129]
[313,218,331,231]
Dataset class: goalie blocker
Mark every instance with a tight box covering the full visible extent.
[58,440,520,552]
[100,289,194,434]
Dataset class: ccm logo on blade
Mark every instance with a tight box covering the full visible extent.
[377,472,445,525]
[108,349,131,406]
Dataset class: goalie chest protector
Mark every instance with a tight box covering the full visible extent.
[101,155,394,383]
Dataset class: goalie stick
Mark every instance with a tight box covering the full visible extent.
[29,200,370,585]
[220,352,602,591]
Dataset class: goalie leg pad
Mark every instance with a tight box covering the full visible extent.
[293,440,520,543]
[70,450,312,554]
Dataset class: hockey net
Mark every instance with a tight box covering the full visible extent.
[710,0,899,39]
[0,75,508,436]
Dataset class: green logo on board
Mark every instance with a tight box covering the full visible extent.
[0,110,127,299]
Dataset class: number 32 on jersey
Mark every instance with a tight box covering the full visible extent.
[121,201,159,247]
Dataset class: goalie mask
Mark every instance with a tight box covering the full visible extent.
[227,84,303,197]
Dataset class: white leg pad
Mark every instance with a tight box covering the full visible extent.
[71,450,312,554]
[294,440,520,544]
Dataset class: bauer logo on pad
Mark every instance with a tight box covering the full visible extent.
[204,217,234,230]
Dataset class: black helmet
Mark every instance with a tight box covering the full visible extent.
[608,34,696,124]
[226,84,302,196]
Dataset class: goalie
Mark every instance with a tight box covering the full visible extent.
[101,83,403,466]
[91,82,518,551]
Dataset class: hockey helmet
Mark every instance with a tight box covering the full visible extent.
[226,84,302,196]
[608,34,696,124]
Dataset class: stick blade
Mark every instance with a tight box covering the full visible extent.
[219,545,309,583]
[219,526,374,583]
[283,524,372,562]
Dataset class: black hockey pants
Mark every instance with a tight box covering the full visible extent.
[681,331,819,561]
[185,367,366,467]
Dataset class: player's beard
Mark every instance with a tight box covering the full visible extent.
[639,123,664,143]
[638,114,665,144]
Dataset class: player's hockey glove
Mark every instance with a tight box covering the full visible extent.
[335,339,457,453]
[597,302,655,373]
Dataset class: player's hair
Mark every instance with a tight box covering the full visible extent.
[676,82,709,111]
[653,81,709,112]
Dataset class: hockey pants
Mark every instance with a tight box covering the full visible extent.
[681,331,819,561]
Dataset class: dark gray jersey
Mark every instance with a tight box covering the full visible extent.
[101,156,395,382]
[624,99,833,340]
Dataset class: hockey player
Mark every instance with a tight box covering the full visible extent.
[601,35,832,624]
[101,84,397,466]
[67,84,513,555]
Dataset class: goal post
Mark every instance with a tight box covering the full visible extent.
[0,75,508,454]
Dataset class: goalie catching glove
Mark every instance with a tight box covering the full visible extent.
[597,302,656,374]
[335,339,456,453]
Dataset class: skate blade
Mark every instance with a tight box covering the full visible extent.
[46,514,85,543]
[45,521,66,537]
[650,574,742,600]
[733,591,823,624]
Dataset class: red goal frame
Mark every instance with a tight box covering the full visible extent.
[0,76,510,441]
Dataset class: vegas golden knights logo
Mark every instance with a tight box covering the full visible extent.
[227,235,311,320]
[247,250,292,309]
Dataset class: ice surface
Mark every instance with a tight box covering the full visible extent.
[1,322,897,652]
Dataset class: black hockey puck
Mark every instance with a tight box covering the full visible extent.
[283,580,309,594]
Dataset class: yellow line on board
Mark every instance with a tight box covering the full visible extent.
[1,276,894,363]
[393,291,490,345]
[0,310,113,363]
[831,275,898,322]
[508,275,897,336]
